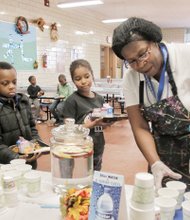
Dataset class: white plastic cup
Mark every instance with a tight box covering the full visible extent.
[157,187,179,210]
[4,189,18,207]
[24,171,41,197]
[129,202,155,220]
[131,172,155,210]
[155,197,177,220]
[182,200,190,220]
[184,192,190,201]
[0,187,4,208]
[3,170,22,190]
[15,164,32,176]
[166,180,187,209]
[0,164,15,172]
[0,170,3,187]
[10,158,26,165]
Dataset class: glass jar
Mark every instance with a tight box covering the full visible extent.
[50,118,93,194]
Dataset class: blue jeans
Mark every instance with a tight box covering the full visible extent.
[49,100,64,122]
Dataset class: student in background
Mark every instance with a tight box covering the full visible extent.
[49,74,73,125]
[63,59,110,171]
[0,62,41,169]
[27,75,44,121]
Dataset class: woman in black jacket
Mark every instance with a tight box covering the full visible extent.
[0,62,41,169]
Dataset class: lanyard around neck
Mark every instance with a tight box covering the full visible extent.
[144,44,168,102]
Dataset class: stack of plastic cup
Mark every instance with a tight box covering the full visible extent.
[182,200,190,220]
[155,196,177,220]
[129,172,155,220]
[166,180,187,209]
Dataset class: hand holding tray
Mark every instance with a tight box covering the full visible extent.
[91,113,128,123]
[9,139,50,155]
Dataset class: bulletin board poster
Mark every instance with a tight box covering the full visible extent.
[0,21,37,71]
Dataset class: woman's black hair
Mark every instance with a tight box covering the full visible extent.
[0,62,14,70]
[112,17,162,59]
[70,59,94,81]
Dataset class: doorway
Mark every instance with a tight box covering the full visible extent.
[100,45,123,79]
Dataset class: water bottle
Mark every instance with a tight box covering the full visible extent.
[95,187,114,220]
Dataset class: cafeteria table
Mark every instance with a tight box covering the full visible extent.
[0,170,183,220]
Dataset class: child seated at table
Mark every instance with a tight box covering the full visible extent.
[27,75,44,122]
[49,74,73,125]
[0,62,42,169]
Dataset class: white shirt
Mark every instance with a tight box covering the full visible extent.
[123,43,190,111]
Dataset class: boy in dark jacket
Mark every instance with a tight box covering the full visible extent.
[0,62,41,169]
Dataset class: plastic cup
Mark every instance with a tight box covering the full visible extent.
[3,170,22,189]
[184,192,190,201]
[157,187,179,210]
[0,187,4,208]
[182,200,190,220]
[129,202,155,220]
[15,164,32,175]
[0,164,15,172]
[24,171,41,197]
[155,196,177,220]
[10,158,26,165]
[166,181,187,209]
[131,172,155,210]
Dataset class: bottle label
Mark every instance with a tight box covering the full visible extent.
[3,179,15,190]
[96,210,113,219]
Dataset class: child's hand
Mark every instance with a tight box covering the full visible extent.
[83,114,103,129]
[37,91,44,97]
[19,152,42,162]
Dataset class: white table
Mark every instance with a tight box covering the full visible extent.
[1,171,61,220]
[1,170,133,220]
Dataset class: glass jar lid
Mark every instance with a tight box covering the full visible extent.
[51,118,90,142]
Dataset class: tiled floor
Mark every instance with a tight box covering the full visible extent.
[36,119,148,185]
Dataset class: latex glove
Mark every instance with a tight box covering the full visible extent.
[151,161,182,190]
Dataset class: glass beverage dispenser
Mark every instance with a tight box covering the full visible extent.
[50,118,93,194]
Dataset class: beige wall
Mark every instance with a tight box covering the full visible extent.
[0,0,112,88]
[0,0,187,88]
[162,28,185,43]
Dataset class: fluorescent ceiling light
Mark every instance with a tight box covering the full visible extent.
[57,0,103,8]
[102,18,127,23]
[75,30,94,35]
[0,11,7,15]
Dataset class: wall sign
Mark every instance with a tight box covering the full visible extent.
[0,21,37,71]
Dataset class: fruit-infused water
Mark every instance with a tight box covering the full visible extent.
[51,143,93,193]
[50,118,93,194]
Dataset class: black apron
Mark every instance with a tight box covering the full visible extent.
[140,61,190,190]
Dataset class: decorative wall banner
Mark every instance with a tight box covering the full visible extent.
[15,16,29,35]
[0,21,37,71]
[50,23,58,41]
[31,18,46,32]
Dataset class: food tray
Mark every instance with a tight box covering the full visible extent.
[9,140,50,154]
[91,113,128,122]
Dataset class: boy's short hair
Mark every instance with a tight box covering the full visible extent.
[28,75,35,82]
[0,62,14,70]
[58,74,66,81]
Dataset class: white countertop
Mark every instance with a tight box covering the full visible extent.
[0,170,133,220]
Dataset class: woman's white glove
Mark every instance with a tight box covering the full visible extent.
[151,161,182,190]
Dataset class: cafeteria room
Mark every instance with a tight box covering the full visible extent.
[0,0,190,219]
